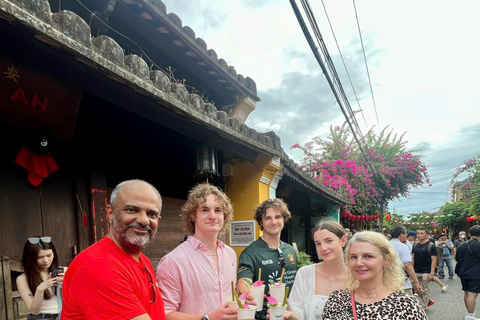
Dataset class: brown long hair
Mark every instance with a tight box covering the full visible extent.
[21,238,59,299]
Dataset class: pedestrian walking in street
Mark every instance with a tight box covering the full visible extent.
[412,228,438,308]
[321,231,427,319]
[390,226,421,295]
[436,233,455,279]
[406,231,417,252]
[455,231,467,257]
[455,225,480,320]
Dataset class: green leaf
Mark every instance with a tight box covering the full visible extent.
[242,279,253,286]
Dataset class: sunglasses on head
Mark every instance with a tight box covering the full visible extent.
[277,248,286,268]
[28,237,52,245]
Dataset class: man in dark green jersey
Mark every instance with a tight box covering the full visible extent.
[237,199,297,320]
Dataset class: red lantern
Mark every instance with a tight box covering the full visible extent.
[385,213,390,221]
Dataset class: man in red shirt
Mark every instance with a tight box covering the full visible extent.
[62,179,165,320]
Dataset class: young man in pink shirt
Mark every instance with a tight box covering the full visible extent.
[156,184,239,320]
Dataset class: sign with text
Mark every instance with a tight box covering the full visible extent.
[230,220,256,246]
[0,59,81,140]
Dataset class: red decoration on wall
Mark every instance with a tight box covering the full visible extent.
[15,145,59,186]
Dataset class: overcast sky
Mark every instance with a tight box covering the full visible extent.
[165,0,480,215]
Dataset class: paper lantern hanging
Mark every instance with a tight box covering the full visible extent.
[385,213,390,221]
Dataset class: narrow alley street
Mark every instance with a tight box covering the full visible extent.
[424,271,479,320]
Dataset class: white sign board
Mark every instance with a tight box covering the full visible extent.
[229,220,256,246]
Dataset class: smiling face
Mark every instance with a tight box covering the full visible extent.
[108,182,162,254]
[193,194,224,237]
[314,228,347,261]
[261,208,284,236]
[36,249,54,271]
[349,241,389,283]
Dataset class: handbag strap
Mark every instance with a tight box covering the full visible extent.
[350,291,358,320]
[466,240,480,260]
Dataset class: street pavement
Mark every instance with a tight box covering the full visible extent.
[421,269,480,320]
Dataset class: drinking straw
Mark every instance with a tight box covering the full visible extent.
[282,287,290,306]
[258,268,262,282]
[279,268,285,284]
[231,281,235,301]
[233,290,244,309]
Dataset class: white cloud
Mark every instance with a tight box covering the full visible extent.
[167,0,480,214]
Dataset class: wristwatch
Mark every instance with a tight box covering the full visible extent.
[201,313,210,320]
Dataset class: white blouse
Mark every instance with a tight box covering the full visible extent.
[289,264,328,320]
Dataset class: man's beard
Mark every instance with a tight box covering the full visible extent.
[111,217,156,252]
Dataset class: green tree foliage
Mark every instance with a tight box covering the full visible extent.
[450,155,480,217]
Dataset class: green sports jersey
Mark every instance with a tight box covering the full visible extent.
[237,238,297,310]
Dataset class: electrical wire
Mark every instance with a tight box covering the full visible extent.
[320,0,367,127]
[352,0,379,125]
[290,0,380,182]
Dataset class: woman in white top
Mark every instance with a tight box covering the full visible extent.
[16,237,64,320]
[286,221,348,320]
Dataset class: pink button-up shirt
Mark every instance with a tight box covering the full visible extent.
[156,236,237,314]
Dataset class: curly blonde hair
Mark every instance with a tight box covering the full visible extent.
[181,184,234,236]
[343,231,405,292]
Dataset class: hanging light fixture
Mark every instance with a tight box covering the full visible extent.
[195,145,219,178]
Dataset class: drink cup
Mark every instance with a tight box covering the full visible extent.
[269,283,286,305]
[269,305,286,319]
[249,284,265,311]
[227,295,245,309]
[227,296,237,310]
[237,305,256,319]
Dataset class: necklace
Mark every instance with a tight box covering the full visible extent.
[356,288,383,299]
[321,266,342,286]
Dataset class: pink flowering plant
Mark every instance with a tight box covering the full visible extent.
[291,124,429,218]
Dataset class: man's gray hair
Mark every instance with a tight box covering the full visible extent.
[110,179,162,209]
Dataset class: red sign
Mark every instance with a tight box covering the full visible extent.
[0,59,81,140]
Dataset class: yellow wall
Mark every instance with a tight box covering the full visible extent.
[226,154,280,258]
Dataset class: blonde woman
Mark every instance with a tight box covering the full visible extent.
[321,231,427,320]
[285,221,348,320]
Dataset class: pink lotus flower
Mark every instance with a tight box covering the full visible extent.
[252,280,265,287]
[266,296,278,306]
[239,292,248,300]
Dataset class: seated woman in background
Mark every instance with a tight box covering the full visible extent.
[286,221,348,320]
[321,231,427,320]
[16,237,64,320]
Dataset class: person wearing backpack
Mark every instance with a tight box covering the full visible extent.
[436,233,454,279]
[412,228,438,309]
[455,225,480,320]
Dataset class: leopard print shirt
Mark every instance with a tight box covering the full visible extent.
[321,289,427,320]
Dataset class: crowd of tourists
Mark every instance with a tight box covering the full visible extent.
[16,179,480,320]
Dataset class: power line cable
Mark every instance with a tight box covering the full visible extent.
[320,0,367,127]
[300,0,361,133]
[290,0,380,183]
[352,0,379,125]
